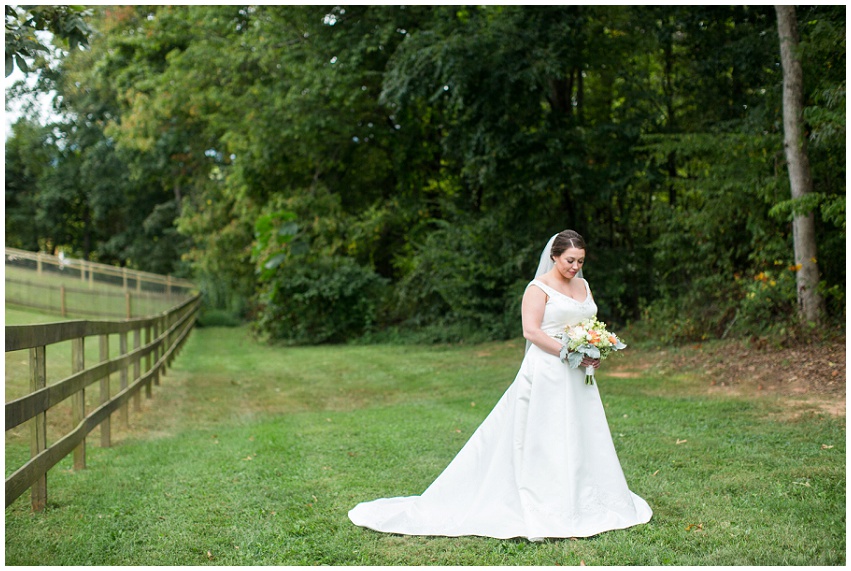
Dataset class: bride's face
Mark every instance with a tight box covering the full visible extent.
[553,247,585,279]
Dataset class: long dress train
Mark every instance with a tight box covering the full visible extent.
[348,279,652,539]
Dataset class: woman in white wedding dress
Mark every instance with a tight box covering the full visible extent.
[348,230,652,540]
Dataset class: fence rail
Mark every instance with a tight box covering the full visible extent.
[5,294,202,511]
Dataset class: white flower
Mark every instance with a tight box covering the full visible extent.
[567,326,587,340]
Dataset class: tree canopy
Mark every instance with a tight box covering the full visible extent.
[5,5,845,344]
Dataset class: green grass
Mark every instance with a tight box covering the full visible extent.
[4,323,845,565]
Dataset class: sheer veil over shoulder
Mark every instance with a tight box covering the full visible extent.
[348,234,651,540]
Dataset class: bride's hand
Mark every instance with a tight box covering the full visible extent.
[580,356,601,369]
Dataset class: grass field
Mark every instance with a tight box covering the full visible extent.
[5,265,188,319]
[4,318,846,565]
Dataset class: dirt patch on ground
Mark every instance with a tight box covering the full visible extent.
[614,337,846,418]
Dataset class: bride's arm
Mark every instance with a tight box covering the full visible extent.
[521,285,563,357]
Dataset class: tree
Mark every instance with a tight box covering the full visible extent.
[5,4,92,76]
[775,5,825,324]
[6,5,844,342]
[4,119,51,250]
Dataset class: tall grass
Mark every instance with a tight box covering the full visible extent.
[4,324,845,565]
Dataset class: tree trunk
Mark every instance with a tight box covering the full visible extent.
[548,75,571,117]
[775,5,824,323]
[575,65,584,124]
[666,151,677,206]
[663,36,677,207]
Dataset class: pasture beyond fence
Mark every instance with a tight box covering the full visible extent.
[5,293,202,511]
[5,248,195,319]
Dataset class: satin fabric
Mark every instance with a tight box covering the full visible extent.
[348,279,652,539]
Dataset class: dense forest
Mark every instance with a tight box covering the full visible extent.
[5,5,846,344]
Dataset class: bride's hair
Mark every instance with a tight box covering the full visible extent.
[550,230,586,259]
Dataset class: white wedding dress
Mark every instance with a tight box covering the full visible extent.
[348,278,652,540]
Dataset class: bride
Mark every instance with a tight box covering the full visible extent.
[348,230,652,540]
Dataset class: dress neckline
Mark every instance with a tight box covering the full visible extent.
[531,278,590,304]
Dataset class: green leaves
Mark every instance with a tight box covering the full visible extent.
[255,255,389,344]
[4,5,92,76]
[252,210,303,281]
[4,5,845,343]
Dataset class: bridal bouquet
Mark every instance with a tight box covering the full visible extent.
[557,317,627,385]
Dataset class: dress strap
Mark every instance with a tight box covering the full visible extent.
[529,278,590,301]
[528,279,557,297]
[526,279,555,293]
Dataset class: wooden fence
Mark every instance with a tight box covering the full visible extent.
[6,247,195,292]
[5,247,195,319]
[5,294,202,511]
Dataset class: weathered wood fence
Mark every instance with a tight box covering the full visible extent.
[5,294,202,511]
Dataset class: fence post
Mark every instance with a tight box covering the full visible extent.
[36,252,43,276]
[99,334,111,448]
[122,267,128,291]
[167,313,173,368]
[119,331,129,427]
[125,291,132,319]
[60,285,67,318]
[152,319,161,386]
[133,329,141,412]
[144,325,152,399]
[163,313,171,376]
[71,338,86,470]
[29,345,47,511]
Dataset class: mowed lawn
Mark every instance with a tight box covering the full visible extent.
[4,321,845,566]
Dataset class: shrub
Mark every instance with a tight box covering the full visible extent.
[255,256,388,344]
[389,219,529,341]
[196,308,243,328]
